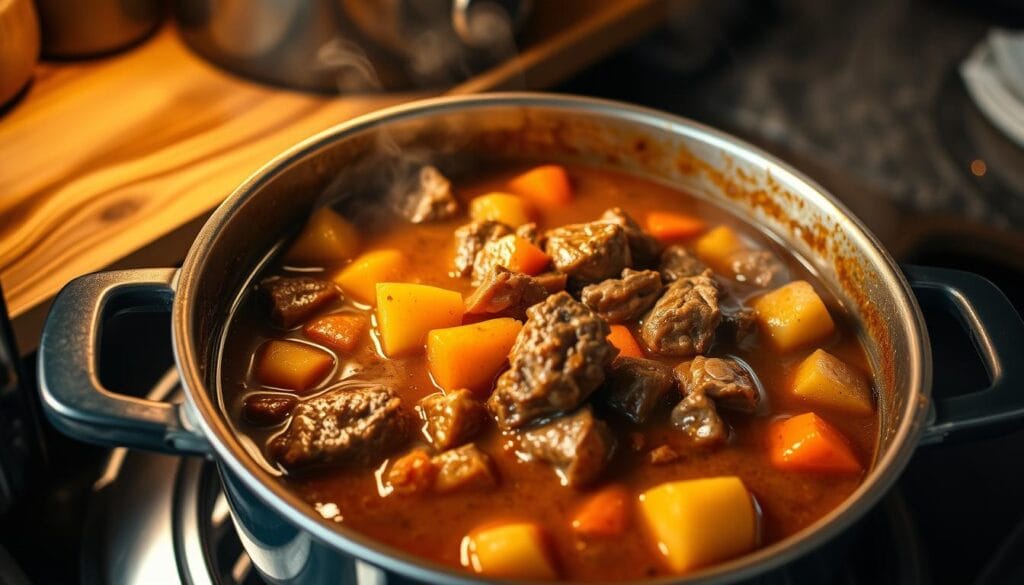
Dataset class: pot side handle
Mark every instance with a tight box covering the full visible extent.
[37,269,209,455]
[905,265,1024,444]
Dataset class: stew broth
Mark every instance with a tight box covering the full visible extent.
[219,163,878,581]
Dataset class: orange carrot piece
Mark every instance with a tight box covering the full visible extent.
[303,313,367,353]
[607,325,643,358]
[508,165,573,207]
[572,485,631,537]
[769,413,862,475]
[508,237,550,276]
[646,212,707,242]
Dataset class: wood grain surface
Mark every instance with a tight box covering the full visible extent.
[0,0,666,351]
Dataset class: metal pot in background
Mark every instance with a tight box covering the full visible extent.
[0,0,39,107]
[34,0,164,59]
[173,0,531,93]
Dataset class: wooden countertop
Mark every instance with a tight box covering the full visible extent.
[0,0,667,351]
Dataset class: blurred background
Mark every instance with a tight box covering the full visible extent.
[2,0,1024,583]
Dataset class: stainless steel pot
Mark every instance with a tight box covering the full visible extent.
[37,94,1024,584]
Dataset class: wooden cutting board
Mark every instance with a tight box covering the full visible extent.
[0,0,668,351]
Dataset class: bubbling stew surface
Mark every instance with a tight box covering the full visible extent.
[219,162,879,581]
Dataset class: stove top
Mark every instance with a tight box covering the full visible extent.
[5,0,1024,583]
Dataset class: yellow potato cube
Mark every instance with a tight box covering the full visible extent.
[791,349,873,414]
[255,340,334,393]
[462,522,558,580]
[427,318,523,395]
[753,281,836,352]
[376,283,463,357]
[639,477,757,574]
[695,225,746,273]
[333,249,407,305]
[284,207,360,265]
[469,192,532,227]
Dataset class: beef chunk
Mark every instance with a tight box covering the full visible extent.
[243,393,298,426]
[728,249,785,288]
[453,220,513,278]
[488,293,616,429]
[260,277,339,329]
[659,245,708,283]
[533,272,568,294]
[274,385,407,469]
[670,392,728,447]
[674,356,760,413]
[518,408,616,487]
[545,222,631,284]
[417,390,488,450]
[516,222,543,246]
[464,266,549,321]
[601,357,675,424]
[432,444,498,493]
[649,445,680,464]
[721,305,758,347]
[600,207,662,267]
[580,269,664,324]
[391,165,459,223]
[640,271,721,357]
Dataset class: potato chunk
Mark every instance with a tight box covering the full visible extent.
[791,349,873,414]
[427,318,522,395]
[639,477,757,574]
[462,522,558,580]
[333,249,407,305]
[255,340,334,392]
[695,225,745,273]
[753,280,835,351]
[376,283,463,357]
[284,207,360,265]
[469,193,533,227]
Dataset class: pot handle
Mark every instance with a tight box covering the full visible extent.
[37,269,209,455]
[904,265,1024,444]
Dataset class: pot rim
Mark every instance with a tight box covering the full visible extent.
[172,92,932,585]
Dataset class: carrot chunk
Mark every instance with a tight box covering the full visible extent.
[646,212,707,242]
[572,485,631,537]
[607,325,643,358]
[508,165,573,207]
[427,318,523,395]
[303,313,367,353]
[469,193,533,227]
[769,413,863,475]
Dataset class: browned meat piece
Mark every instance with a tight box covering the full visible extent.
[416,390,488,450]
[649,445,680,464]
[452,220,513,278]
[274,385,407,469]
[518,407,616,487]
[728,249,786,288]
[260,277,339,329]
[516,222,543,246]
[386,450,436,495]
[580,269,664,324]
[488,293,616,429]
[544,221,631,285]
[242,393,298,426]
[601,357,675,424]
[472,234,552,285]
[432,444,498,493]
[659,245,708,283]
[670,392,728,447]
[464,266,549,321]
[674,356,760,413]
[533,272,568,294]
[391,165,459,223]
[600,207,662,267]
[721,305,758,347]
[640,271,721,356]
